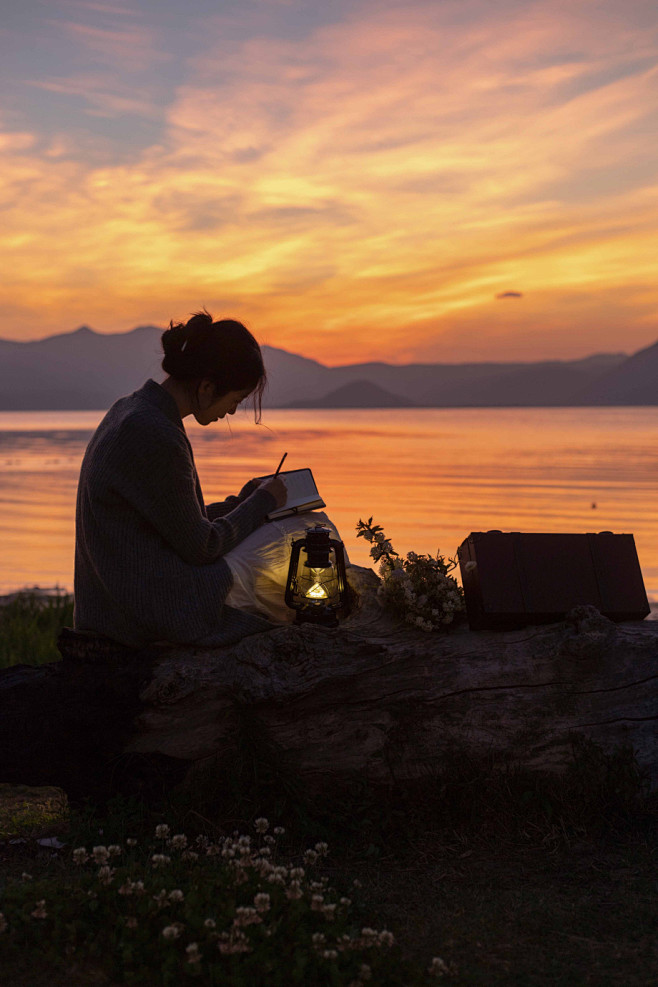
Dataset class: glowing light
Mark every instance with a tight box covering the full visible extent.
[305,581,329,600]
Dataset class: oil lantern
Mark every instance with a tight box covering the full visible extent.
[285,524,349,626]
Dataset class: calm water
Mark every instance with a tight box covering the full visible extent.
[0,406,656,601]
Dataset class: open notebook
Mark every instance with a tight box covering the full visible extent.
[257,468,325,521]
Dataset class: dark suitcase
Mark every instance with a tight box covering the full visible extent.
[458,531,650,630]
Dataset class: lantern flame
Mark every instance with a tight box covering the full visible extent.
[306,582,328,600]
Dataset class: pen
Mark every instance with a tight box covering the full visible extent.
[274,452,288,476]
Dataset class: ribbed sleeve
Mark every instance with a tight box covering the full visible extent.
[74,379,276,648]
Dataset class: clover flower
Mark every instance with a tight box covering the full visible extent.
[218,930,252,955]
[254,893,270,912]
[233,907,261,927]
[168,889,184,902]
[169,833,187,850]
[97,865,115,885]
[286,880,303,900]
[254,817,269,833]
[92,846,109,864]
[161,924,181,940]
[154,824,170,839]
[31,900,47,919]
[429,956,450,976]
[186,942,202,965]
[21,872,33,881]
[72,847,88,865]
[151,854,171,868]
[126,837,138,847]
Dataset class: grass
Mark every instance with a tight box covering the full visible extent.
[0,591,73,667]
[0,592,657,984]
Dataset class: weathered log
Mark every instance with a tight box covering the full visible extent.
[1,565,657,801]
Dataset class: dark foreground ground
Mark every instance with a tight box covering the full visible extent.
[354,834,658,985]
[1,801,656,986]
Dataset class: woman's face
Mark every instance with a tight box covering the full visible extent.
[195,381,253,426]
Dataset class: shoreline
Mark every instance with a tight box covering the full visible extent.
[1,584,657,620]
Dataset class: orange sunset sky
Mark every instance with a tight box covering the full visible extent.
[2,0,657,364]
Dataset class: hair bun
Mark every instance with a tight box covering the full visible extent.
[162,323,187,356]
[161,323,192,375]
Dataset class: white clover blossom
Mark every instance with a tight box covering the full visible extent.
[169,833,187,849]
[92,846,109,864]
[72,847,88,865]
[97,865,115,885]
[286,881,303,900]
[31,900,47,919]
[168,889,184,902]
[155,824,170,839]
[21,872,33,881]
[233,907,261,927]
[254,817,269,833]
[186,942,202,964]
[162,924,181,940]
[429,956,450,976]
[151,853,171,867]
[254,893,270,912]
[126,837,138,847]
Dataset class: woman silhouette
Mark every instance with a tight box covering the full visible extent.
[74,312,287,647]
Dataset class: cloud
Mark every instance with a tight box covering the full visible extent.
[1,0,658,362]
[496,291,524,299]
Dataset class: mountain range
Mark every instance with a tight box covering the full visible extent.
[0,325,656,410]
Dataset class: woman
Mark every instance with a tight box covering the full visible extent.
[74,312,287,648]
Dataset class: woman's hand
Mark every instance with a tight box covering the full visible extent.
[237,478,261,500]
[260,475,287,509]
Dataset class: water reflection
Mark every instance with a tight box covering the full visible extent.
[0,407,656,600]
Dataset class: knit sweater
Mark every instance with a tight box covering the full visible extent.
[74,379,277,648]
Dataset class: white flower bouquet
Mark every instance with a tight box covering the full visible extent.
[356,518,465,631]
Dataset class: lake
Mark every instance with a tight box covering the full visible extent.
[0,406,656,602]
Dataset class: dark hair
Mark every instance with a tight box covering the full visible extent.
[161,311,266,420]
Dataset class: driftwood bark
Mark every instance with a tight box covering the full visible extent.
[1,565,657,801]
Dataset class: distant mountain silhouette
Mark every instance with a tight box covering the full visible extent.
[575,339,658,405]
[0,324,653,410]
[288,380,415,408]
